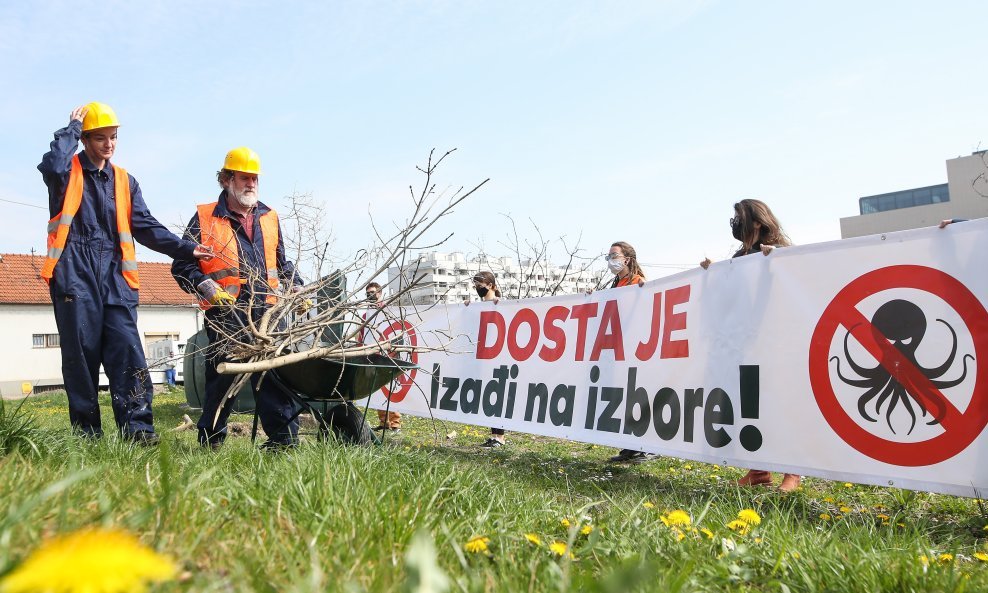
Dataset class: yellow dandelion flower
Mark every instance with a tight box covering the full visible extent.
[754,537,763,544]
[823,496,835,503]
[974,552,988,562]
[560,518,571,528]
[643,502,655,509]
[919,555,930,567]
[549,541,569,557]
[666,510,691,527]
[819,513,832,521]
[700,528,714,540]
[683,464,693,470]
[938,553,954,564]
[464,536,490,554]
[524,533,542,546]
[737,509,761,526]
[671,528,686,542]
[876,514,890,521]
[726,520,750,535]
[839,506,852,514]
[790,551,801,560]
[843,483,853,488]
[580,525,593,536]
[0,528,175,593]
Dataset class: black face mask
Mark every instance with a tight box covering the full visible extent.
[731,217,744,241]
[366,293,378,302]
[476,286,489,298]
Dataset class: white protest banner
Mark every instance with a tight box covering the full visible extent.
[368,220,988,497]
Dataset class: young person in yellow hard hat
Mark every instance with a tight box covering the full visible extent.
[38,102,211,444]
[171,147,304,450]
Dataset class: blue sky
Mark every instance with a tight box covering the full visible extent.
[2,1,985,279]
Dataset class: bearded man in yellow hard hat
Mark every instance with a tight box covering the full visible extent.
[172,147,303,449]
[38,102,212,444]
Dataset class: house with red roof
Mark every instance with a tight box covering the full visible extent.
[0,253,202,397]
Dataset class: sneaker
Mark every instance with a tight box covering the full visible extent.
[607,449,656,464]
[373,425,388,431]
[126,431,160,447]
[480,437,504,448]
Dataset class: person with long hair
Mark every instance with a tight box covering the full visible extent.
[701,199,800,492]
[473,271,508,448]
[603,242,655,463]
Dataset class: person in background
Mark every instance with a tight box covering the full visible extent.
[172,147,303,450]
[602,242,654,464]
[38,102,210,443]
[363,282,402,433]
[701,198,801,492]
[164,351,177,387]
[474,271,507,448]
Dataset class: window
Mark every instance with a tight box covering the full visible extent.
[858,184,949,214]
[32,334,60,348]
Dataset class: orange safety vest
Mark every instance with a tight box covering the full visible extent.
[40,155,139,289]
[613,273,644,288]
[196,202,280,310]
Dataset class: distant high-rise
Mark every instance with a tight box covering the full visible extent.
[387,251,600,305]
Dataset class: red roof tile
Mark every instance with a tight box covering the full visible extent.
[0,253,197,306]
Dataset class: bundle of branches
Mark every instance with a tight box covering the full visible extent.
[205,149,487,412]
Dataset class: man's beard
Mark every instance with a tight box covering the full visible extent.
[229,186,259,208]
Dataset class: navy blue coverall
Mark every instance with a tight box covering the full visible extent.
[171,193,303,446]
[39,120,197,437]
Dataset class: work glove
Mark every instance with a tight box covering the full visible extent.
[211,289,236,306]
[296,298,313,315]
[198,279,236,306]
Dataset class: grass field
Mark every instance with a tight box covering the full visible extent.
[1,388,987,592]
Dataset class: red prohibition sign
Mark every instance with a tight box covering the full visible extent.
[809,265,988,466]
[380,320,418,403]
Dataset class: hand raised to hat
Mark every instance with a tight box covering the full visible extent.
[70,105,89,123]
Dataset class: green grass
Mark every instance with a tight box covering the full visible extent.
[1,389,987,592]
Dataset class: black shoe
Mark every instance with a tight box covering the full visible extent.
[126,431,160,447]
[199,440,224,451]
[608,449,656,464]
[480,437,504,448]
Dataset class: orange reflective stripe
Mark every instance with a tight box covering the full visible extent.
[259,210,280,302]
[114,164,139,289]
[41,156,139,288]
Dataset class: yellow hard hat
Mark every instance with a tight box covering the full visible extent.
[223,147,262,174]
[82,102,120,132]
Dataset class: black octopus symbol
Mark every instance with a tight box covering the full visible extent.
[830,299,974,435]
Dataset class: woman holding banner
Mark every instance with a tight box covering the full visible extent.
[701,199,801,492]
[603,242,655,464]
[474,271,508,448]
